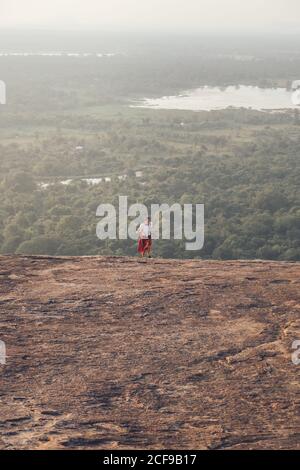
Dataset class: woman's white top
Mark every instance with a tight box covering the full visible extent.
[138,222,152,239]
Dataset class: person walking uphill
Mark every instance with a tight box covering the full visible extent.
[137,217,153,258]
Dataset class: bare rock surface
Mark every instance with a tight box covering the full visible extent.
[0,255,299,449]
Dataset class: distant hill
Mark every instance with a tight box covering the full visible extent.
[0,255,299,449]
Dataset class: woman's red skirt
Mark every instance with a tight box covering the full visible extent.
[138,238,152,255]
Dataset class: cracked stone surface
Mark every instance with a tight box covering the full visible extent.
[0,255,299,449]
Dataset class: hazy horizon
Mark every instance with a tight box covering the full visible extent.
[1,0,300,34]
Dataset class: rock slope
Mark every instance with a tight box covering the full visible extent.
[0,255,299,449]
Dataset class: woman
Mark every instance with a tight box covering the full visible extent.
[137,217,152,258]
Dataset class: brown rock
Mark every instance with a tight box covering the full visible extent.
[0,255,299,449]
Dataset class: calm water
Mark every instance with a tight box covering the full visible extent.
[0,52,118,58]
[135,85,299,111]
[39,171,143,190]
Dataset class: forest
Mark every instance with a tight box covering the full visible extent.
[0,35,299,259]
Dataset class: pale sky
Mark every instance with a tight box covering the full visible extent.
[1,0,299,33]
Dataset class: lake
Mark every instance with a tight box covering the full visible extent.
[134,85,300,111]
[0,52,118,58]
